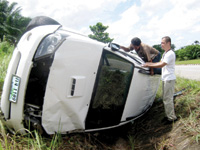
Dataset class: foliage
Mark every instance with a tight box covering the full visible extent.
[153,43,176,55]
[153,44,163,54]
[194,40,199,45]
[0,40,14,53]
[0,41,14,86]
[171,44,176,51]
[0,0,31,44]
[88,22,114,43]
[175,45,200,61]
[0,39,200,150]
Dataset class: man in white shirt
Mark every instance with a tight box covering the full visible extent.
[142,36,177,124]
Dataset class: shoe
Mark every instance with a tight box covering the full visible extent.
[161,117,177,125]
[164,119,176,125]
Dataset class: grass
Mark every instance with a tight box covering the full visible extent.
[128,77,200,150]
[0,44,200,149]
[176,59,200,65]
[0,42,14,89]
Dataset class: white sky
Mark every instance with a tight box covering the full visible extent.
[8,0,200,49]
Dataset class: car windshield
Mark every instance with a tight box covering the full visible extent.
[86,50,134,128]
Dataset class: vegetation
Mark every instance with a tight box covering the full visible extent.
[128,76,200,149]
[0,41,14,87]
[175,44,200,61]
[0,2,200,147]
[153,43,176,55]
[0,41,200,149]
[88,22,114,43]
[176,59,200,65]
[0,74,199,149]
[0,0,31,44]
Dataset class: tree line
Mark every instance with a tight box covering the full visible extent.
[1,0,199,61]
[89,22,200,60]
[0,0,31,44]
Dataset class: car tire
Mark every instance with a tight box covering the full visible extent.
[25,16,60,32]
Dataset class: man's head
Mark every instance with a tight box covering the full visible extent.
[161,36,171,51]
[131,37,141,51]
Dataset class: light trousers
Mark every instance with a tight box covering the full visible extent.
[162,80,177,121]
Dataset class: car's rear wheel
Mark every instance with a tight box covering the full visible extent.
[25,16,60,32]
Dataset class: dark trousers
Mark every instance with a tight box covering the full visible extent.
[152,53,161,74]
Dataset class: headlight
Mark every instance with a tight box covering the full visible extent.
[34,32,67,60]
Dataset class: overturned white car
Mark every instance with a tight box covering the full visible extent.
[0,16,160,135]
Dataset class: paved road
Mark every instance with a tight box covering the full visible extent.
[175,65,200,81]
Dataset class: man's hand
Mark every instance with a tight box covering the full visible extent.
[141,63,149,67]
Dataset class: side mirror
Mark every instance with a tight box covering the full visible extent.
[108,43,120,51]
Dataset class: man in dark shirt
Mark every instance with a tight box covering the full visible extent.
[120,37,161,75]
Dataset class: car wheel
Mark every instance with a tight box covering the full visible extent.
[25,16,60,32]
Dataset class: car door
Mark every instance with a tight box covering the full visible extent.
[85,50,134,129]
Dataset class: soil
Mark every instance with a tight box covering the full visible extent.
[60,97,200,150]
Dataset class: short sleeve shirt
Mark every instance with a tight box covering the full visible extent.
[161,50,176,81]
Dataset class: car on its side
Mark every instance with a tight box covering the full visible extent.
[0,16,160,135]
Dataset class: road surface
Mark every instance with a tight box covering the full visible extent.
[175,65,200,81]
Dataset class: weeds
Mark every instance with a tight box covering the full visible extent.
[0,41,14,86]
[0,120,64,150]
[181,108,200,143]
[0,42,200,149]
[128,135,135,150]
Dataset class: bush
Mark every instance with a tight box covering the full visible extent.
[176,45,200,61]
[0,41,14,54]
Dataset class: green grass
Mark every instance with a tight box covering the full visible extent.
[0,42,14,87]
[0,43,200,149]
[127,77,200,149]
[176,59,200,65]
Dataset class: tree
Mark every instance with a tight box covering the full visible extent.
[153,44,163,54]
[88,22,113,43]
[0,0,31,44]
[171,44,176,51]
[194,40,199,45]
[153,43,176,54]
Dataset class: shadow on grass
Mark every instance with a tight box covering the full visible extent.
[125,100,172,150]
[60,100,176,150]
[88,96,189,150]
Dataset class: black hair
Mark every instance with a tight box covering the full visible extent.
[131,37,141,46]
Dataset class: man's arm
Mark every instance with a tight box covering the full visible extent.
[120,46,131,52]
[142,61,166,68]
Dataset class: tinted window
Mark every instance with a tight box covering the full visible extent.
[93,52,133,109]
[86,51,134,129]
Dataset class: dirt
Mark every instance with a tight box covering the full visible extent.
[59,97,200,150]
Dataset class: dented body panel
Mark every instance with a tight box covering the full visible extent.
[0,24,160,135]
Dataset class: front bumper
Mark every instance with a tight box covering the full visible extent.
[0,25,61,132]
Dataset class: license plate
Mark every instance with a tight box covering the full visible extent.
[9,75,21,103]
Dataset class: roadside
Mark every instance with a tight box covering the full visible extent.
[57,77,200,150]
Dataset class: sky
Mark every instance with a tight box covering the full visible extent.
[8,0,200,50]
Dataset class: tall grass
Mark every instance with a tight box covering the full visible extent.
[0,41,200,149]
[0,41,14,89]
[0,120,63,150]
[128,77,200,149]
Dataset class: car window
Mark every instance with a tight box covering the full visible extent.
[86,51,134,128]
[92,51,134,110]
